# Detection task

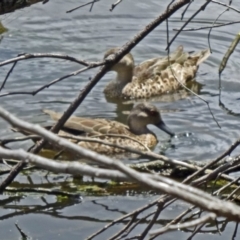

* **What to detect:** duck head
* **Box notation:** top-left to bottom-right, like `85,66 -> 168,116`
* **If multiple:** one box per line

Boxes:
104,48 -> 134,83
127,103 -> 175,137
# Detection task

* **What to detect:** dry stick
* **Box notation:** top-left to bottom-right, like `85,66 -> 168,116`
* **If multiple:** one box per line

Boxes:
15,223 -> 29,239
173,20 -> 240,31
149,206 -> 196,240
0,53 -> 95,67
226,184 -> 240,201
184,138 -> 240,184
0,62 -> 17,91
139,198 -> 177,240
187,223 -> 207,240
3,109 -> 240,232
166,0 -> 219,128
110,0 -> 123,11
167,1 -> 209,121
150,213 -> 216,236
219,32 -> 240,107
153,170 -> 240,237
211,170 -> 227,195
151,195 -> 216,238
18,131 -> 240,181
0,117 -> 231,208
109,213 -> 139,240
112,206 -> 165,240
223,162 -> 240,173
45,126 -> 233,172
1,200 -> 69,222
0,66 -> 93,98
0,147 -> 132,181
170,65 -> 220,129
177,211 -> 221,238
0,0 -> 193,192
232,223 -> 239,240
89,0 -> 98,12
0,57 -> 105,97
12,129 -> 240,183
139,202 -> 164,240
181,0 -> 193,20
124,213 -> 157,239
215,177 -> 240,196
89,142 -> 240,239
66,0 -> 100,13
166,0 -> 212,50
87,150 -> 240,240
211,0 -> 240,14
134,156 -> 240,238
166,0 -> 175,54
208,5 -> 230,53
4,107 -> 238,205
166,49 -> 220,127
192,157 -> 240,186
100,188 -> 197,239
1,118 -> 239,221
109,200 -> 170,239
86,199 -> 160,240
163,176 -> 240,239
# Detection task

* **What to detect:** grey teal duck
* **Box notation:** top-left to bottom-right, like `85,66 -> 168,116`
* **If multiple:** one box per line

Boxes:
103,45 -> 210,99
14,103 -> 174,156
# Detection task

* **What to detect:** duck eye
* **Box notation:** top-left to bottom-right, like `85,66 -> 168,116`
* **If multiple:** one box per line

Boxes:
149,110 -> 157,116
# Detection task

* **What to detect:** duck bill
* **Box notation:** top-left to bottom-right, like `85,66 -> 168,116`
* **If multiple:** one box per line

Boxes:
156,121 -> 175,137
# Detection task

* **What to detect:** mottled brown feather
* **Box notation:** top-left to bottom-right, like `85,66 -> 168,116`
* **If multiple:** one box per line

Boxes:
104,46 -> 210,99
13,103 -> 175,158
12,103 -> 175,160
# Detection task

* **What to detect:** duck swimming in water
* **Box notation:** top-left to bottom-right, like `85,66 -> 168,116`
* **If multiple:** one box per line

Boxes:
103,45 -> 210,99
14,103 -> 174,156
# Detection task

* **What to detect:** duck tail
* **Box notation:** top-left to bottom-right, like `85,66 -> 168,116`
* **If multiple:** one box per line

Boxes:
194,49 -> 211,66
42,109 -> 62,121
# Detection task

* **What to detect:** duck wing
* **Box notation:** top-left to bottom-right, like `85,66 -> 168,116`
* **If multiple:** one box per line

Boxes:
134,45 -> 210,82
42,109 -> 130,136
122,46 -> 210,98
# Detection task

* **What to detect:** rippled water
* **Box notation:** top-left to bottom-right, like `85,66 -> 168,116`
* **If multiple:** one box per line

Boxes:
0,1 -> 240,239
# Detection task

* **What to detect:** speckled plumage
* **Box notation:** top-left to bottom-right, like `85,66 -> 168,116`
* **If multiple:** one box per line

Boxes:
14,104 -> 174,157
103,46 -> 210,99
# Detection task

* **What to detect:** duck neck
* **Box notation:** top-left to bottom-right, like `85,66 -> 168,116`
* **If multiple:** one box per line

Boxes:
128,119 -> 151,135
115,67 -> 133,85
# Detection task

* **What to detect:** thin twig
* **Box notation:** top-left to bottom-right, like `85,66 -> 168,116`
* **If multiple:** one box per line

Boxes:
150,213 -> 216,236
166,0 -> 212,51
173,20 -> 240,31
110,0 -> 123,11
0,62 -> 17,91
66,0 -> 100,13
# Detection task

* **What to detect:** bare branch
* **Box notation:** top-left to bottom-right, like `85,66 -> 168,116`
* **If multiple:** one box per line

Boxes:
1,107 -> 240,222
150,213 -> 216,236
110,0 -> 123,11
66,0 -> 100,13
